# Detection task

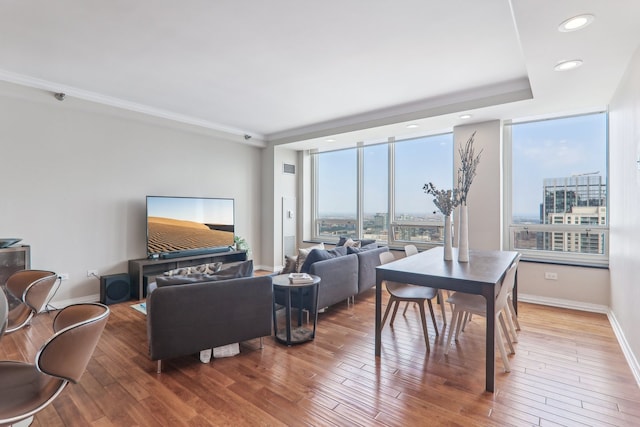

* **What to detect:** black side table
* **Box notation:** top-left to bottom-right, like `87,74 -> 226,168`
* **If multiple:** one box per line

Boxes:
272,274 -> 321,346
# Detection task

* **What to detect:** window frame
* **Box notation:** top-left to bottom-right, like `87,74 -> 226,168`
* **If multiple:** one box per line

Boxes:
503,111 -> 610,267
311,133 -> 454,250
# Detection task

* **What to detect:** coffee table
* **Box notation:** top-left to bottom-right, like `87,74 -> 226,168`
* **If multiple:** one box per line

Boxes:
272,274 -> 321,346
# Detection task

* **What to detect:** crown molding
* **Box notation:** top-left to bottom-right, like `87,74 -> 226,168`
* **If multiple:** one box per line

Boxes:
0,69 -> 266,147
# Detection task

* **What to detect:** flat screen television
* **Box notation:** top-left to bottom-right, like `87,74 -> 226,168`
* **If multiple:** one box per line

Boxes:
146,196 -> 235,258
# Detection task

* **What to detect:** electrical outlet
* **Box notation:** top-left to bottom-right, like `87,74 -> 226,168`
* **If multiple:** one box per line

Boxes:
544,272 -> 558,280
58,273 -> 69,280
87,269 -> 99,278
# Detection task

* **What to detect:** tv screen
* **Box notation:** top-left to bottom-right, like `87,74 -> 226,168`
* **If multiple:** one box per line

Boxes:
146,196 -> 235,258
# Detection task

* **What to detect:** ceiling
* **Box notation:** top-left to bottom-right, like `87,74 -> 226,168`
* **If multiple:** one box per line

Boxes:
1,0 -> 639,149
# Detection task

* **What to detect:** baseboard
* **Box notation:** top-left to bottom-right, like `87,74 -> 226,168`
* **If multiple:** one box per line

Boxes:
47,293 -> 100,310
607,310 -> 640,388
520,293 -> 639,388
518,293 -> 608,314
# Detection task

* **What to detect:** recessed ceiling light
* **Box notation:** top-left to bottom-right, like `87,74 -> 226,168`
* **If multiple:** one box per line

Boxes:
558,14 -> 595,32
459,114 -> 472,119
325,138 -> 336,142
554,59 -> 583,71
406,124 -> 419,129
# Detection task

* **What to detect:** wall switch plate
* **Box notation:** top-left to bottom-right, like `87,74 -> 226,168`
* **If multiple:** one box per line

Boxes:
544,272 -> 558,280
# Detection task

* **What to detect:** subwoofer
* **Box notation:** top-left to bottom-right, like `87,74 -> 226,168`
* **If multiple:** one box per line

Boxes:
100,273 -> 131,305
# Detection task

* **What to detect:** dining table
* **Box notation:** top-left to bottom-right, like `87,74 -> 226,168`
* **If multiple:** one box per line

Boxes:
375,246 -> 519,392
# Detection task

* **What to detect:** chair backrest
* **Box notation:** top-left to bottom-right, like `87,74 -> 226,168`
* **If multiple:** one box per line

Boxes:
36,303 -> 110,384
6,270 -> 58,313
379,251 -> 395,265
404,244 -> 418,257
0,288 -> 8,339
496,260 -> 519,312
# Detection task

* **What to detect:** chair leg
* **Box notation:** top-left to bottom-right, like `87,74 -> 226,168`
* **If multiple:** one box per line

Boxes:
498,312 -> 515,354
456,311 -> 466,338
508,295 -> 521,331
381,297 -> 395,330
157,360 -> 162,374
438,290 -> 447,325
389,300 -> 401,326
402,301 -> 410,315
503,305 -> 518,343
426,299 -> 439,336
417,301 -> 431,352
445,309 -> 460,355
496,324 -> 511,373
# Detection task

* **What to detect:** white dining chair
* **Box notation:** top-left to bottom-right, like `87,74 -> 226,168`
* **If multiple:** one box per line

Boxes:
444,259 -> 519,372
402,245 -> 448,325
379,252 -> 441,351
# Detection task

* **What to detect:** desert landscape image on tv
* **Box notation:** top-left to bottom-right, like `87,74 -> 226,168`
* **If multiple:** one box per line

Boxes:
146,197 -> 234,255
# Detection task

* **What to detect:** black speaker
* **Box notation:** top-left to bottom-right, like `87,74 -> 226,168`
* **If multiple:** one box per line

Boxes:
100,273 -> 131,305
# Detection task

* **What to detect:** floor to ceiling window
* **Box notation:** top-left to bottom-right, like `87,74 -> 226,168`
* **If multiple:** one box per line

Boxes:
505,111 -> 609,266
312,133 -> 454,247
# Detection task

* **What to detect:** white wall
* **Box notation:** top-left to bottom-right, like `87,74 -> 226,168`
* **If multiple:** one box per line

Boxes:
0,82 -> 263,305
609,46 -> 640,369
454,120 -> 502,250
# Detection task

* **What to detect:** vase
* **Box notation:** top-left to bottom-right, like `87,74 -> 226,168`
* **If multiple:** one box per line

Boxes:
458,205 -> 469,262
443,215 -> 453,261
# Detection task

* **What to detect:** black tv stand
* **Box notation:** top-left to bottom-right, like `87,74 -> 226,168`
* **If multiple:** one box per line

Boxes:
128,250 -> 247,299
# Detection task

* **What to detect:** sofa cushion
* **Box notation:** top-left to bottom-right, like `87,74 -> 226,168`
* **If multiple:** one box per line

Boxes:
300,247 -> 347,274
281,255 -> 297,274
295,243 -> 325,272
155,260 -> 253,287
337,237 -> 377,247
346,243 -> 378,254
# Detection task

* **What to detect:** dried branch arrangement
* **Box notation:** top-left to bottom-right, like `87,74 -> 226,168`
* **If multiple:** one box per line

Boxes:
423,183 -> 458,216
456,131 -> 482,206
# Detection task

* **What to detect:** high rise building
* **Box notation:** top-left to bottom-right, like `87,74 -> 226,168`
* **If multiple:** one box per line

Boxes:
541,175 -> 606,254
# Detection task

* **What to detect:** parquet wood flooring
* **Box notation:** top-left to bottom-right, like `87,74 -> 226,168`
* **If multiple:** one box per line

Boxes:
2,288 -> 639,426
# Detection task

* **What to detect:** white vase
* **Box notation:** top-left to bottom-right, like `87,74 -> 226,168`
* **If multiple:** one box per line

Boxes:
458,205 -> 469,262
443,215 -> 453,261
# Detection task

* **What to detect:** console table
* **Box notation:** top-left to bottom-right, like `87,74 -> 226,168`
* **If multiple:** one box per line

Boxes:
128,250 -> 247,299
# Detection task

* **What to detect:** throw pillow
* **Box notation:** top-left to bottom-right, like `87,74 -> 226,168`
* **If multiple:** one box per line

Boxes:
295,243 -> 325,272
343,238 -> 360,248
281,255 -> 298,274
217,259 -> 254,278
346,243 -> 378,254
163,262 -> 223,276
155,260 -> 253,287
299,246 -> 347,273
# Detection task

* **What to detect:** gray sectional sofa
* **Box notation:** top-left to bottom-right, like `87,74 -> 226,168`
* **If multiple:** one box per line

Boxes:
282,245 -> 389,313
146,261 -> 272,372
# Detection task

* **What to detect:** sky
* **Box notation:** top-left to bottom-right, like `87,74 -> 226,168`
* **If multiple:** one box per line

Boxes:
317,112 -> 607,219
318,133 -> 453,216
511,112 -> 607,217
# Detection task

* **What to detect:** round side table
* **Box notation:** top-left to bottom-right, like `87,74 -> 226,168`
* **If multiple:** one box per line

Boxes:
272,274 -> 321,346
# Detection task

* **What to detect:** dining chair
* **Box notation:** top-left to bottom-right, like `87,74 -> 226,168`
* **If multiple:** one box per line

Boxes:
444,260 -> 519,372
401,245 -> 447,325
0,303 -> 110,426
4,270 -> 58,334
379,252 -> 440,351
0,288 -> 8,341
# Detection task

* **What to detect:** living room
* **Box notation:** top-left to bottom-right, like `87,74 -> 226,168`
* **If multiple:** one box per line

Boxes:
2,1 -> 640,425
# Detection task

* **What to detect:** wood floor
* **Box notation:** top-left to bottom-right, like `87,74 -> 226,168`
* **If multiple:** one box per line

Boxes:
2,289 -> 639,426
